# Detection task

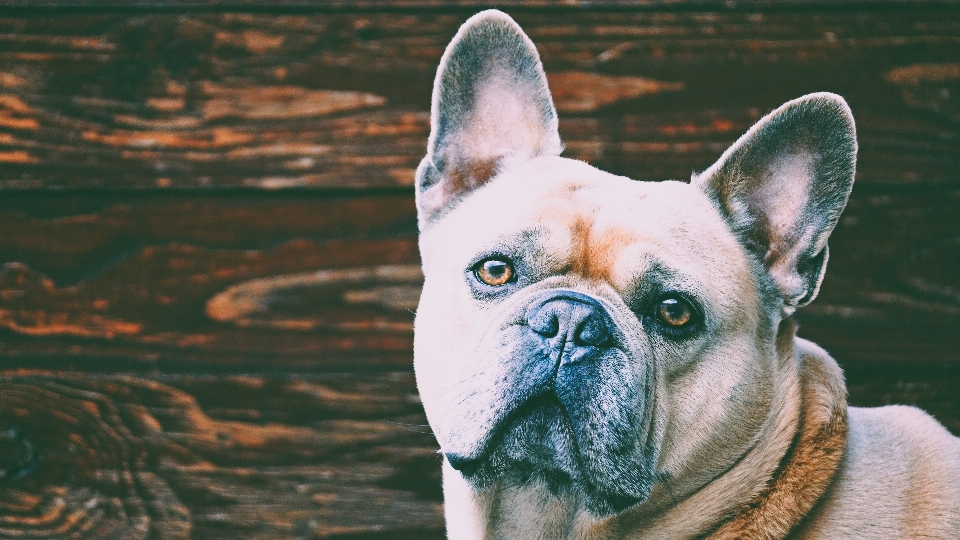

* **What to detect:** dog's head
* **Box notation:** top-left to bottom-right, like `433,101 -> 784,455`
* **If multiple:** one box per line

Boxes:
413,10 -> 856,517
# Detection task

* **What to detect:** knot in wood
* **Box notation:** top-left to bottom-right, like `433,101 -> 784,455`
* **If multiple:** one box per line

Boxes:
0,377 -> 190,540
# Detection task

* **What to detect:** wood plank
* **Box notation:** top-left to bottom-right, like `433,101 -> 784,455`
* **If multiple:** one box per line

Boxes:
796,188 -> 960,364
0,193 -> 419,370
0,5 -> 956,540
0,10 -> 957,189
0,371 -> 443,539
845,364 -> 960,436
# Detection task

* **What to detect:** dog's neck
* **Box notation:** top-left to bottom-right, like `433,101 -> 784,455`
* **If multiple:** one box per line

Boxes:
441,321 -> 849,540
699,334 -> 848,540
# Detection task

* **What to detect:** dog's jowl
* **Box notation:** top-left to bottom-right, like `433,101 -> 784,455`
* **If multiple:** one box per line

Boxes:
412,10 -> 960,539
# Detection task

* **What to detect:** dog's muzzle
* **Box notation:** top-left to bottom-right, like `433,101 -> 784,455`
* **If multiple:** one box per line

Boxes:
438,289 -> 658,516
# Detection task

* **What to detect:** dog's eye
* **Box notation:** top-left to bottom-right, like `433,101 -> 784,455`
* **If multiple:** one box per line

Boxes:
475,259 -> 515,286
655,297 -> 694,328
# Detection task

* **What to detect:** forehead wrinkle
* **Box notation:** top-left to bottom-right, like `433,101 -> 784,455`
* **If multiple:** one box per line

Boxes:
562,182 -> 741,298
560,187 -> 645,283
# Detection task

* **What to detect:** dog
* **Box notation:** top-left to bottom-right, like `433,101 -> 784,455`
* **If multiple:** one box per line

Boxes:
412,10 -> 960,539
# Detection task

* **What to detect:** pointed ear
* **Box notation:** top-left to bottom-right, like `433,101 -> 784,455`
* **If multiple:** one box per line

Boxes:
693,93 -> 857,314
415,10 -> 563,229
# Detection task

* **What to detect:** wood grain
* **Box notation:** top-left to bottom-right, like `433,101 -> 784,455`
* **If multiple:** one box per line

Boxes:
0,10 -> 958,189
0,194 -> 419,369
0,367 -> 955,540
0,372 -> 442,539
6,1 -> 960,8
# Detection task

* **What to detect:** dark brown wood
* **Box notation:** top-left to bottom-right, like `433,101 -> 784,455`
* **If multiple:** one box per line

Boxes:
0,194 -> 419,369
0,11 -> 958,189
0,371 -> 443,539
797,189 -> 960,365
0,4 -> 958,539
1,188 -> 959,371
3,1 -> 960,9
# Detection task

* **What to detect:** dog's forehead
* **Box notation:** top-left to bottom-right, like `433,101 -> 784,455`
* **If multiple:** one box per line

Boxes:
423,156 -> 748,285
446,157 -> 732,245
506,158 -> 711,224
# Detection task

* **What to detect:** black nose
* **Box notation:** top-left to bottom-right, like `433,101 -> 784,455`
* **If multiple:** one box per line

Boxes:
526,292 -> 612,359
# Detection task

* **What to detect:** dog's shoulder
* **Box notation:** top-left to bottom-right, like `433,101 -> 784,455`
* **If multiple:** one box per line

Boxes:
793,404 -> 960,538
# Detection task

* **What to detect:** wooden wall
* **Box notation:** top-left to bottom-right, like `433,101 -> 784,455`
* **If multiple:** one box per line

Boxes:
0,2 -> 958,538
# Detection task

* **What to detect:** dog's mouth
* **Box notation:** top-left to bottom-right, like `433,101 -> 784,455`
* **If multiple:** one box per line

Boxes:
445,390 -> 647,516
444,391 -> 568,480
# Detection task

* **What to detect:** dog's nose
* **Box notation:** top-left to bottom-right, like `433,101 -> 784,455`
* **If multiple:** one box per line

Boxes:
526,292 -> 612,357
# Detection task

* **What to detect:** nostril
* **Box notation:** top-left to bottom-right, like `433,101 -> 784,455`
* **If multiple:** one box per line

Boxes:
575,313 -> 611,347
527,304 -> 561,338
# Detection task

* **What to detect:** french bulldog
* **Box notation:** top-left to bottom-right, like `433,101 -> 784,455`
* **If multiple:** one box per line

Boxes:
412,10 -> 960,539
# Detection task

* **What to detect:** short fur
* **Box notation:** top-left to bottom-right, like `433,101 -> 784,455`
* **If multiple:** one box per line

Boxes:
414,10 -> 960,539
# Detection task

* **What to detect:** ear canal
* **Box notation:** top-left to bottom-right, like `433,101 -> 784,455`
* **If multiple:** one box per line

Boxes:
693,92 -> 857,314
416,10 -> 563,229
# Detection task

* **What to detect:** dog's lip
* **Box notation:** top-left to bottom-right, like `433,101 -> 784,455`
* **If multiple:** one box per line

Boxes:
441,368 -> 654,517
443,387 -> 648,517
444,452 -> 485,477
444,452 -> 481,475
443,389 -> 565,475
442,331 -> 633,475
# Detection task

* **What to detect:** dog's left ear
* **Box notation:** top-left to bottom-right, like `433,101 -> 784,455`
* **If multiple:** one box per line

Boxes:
415,10 -> 563,229
694,93 -> 857,314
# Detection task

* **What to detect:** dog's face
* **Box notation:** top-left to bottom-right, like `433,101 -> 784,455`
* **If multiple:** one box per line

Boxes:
413,11 -> 856,517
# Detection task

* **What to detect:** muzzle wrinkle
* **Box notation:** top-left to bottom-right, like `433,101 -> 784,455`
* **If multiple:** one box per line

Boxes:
438,320 -> 559,463
437,285 -> 661,516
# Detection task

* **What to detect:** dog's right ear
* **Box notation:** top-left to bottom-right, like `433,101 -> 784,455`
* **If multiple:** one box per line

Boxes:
415,10 -> 563,229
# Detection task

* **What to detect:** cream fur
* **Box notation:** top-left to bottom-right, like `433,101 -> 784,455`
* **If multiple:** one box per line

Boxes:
793,405 -> 960,538
414,10 -> 960,540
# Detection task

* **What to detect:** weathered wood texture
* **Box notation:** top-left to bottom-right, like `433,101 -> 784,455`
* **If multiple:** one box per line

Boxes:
1,10 -> 959,189
0,372 -> 443,539
0,194 -> 420,370
0,4 -> 959,539
0,367 -> 955,540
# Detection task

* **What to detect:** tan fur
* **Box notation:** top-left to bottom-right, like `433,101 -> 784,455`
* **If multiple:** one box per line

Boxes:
792,394 -> 960,538
567,216 -> 640,282
705,322 -> 848,540
606,316 -> 801,540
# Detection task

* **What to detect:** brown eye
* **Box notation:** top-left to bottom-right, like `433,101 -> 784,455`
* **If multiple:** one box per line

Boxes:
475,259 -> 515,286
656,297 -> 693,328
